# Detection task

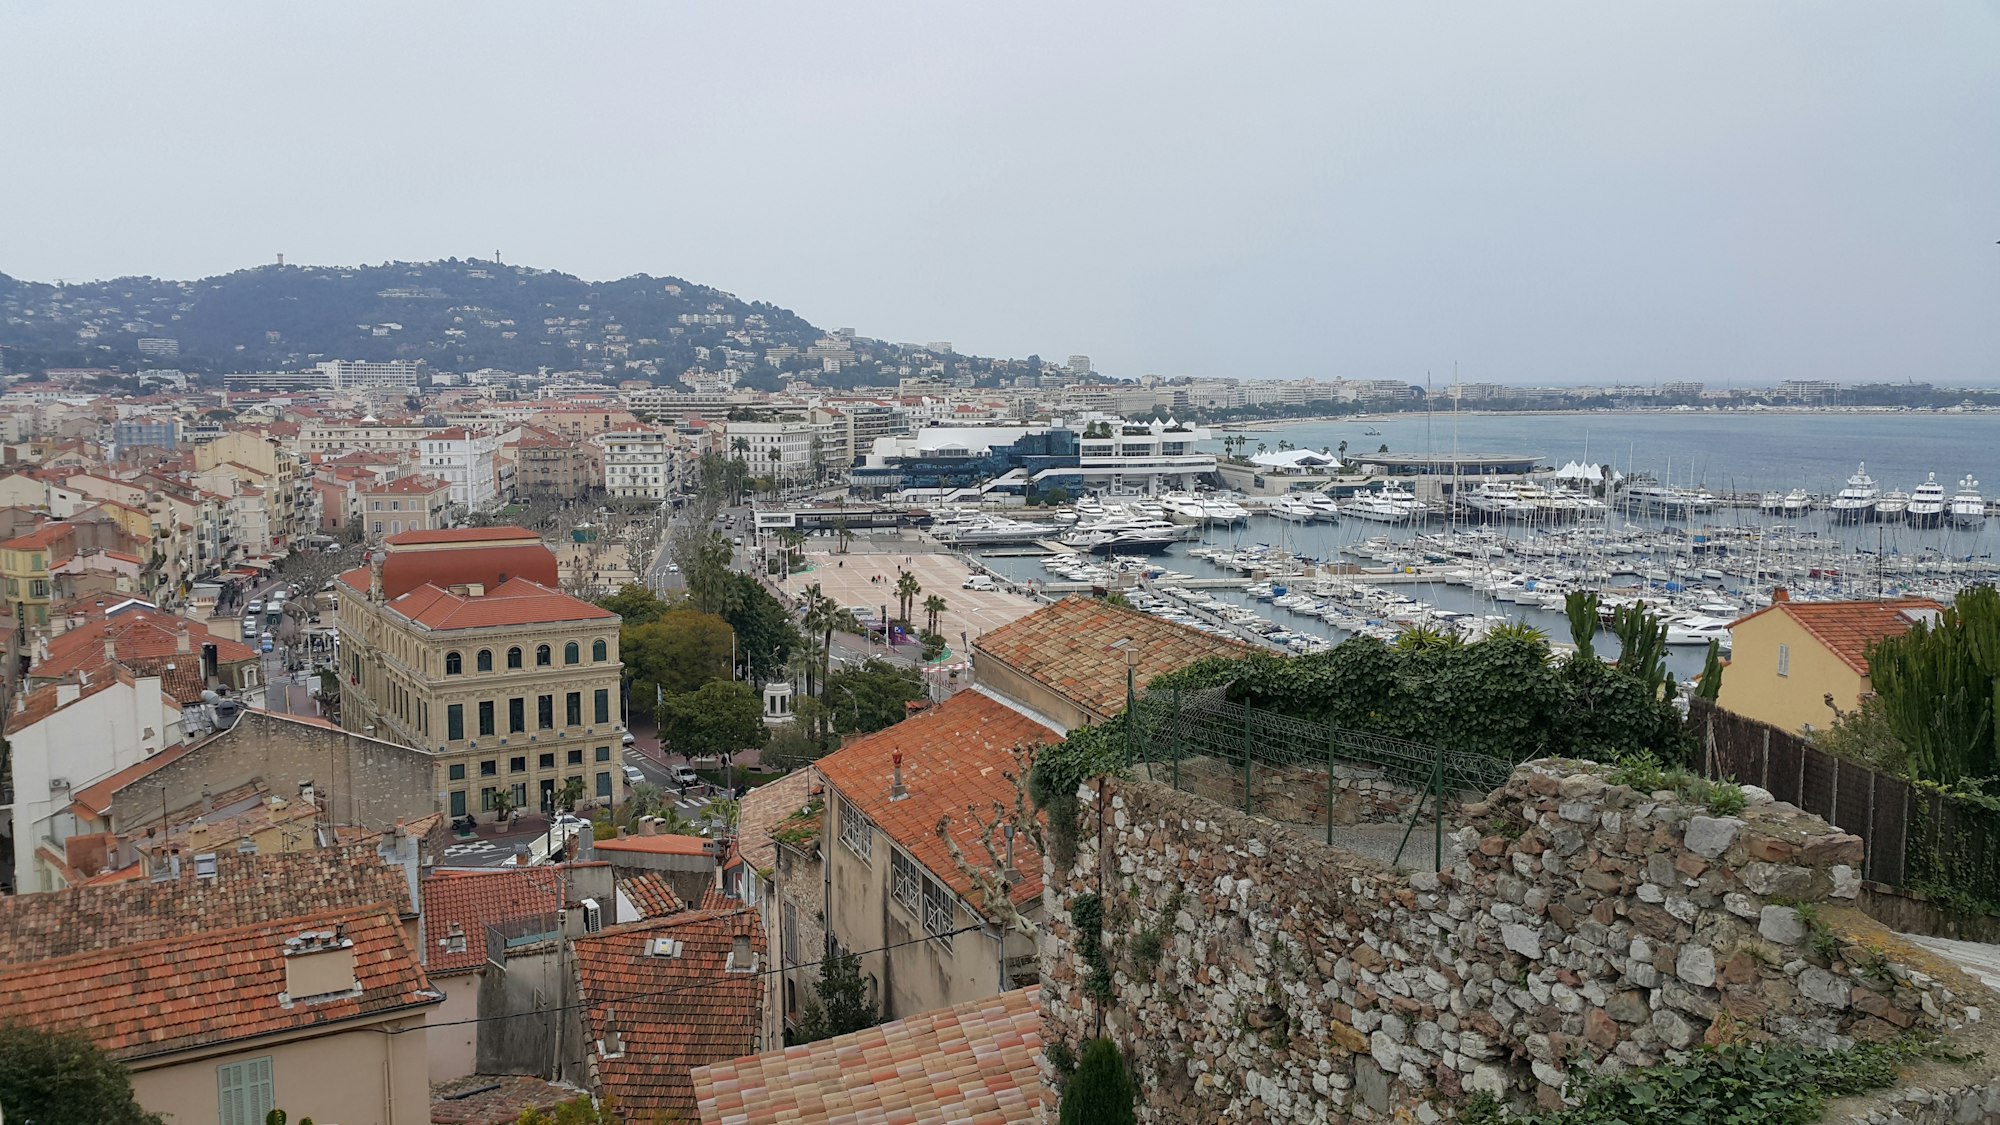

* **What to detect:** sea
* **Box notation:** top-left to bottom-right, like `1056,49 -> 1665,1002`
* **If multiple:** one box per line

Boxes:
968,411 -> 2000,679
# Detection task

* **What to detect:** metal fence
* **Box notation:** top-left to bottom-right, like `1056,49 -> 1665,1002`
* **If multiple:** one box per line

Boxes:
1124,685 -> 1514,868
1692,698 -> 2000,902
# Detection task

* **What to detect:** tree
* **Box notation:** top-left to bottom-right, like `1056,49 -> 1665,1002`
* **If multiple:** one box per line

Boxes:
1866,586 -> 2000,785
923,594 -> 946,636
792,945 -> 879,1044
515,1096 -> 617,1125
597,583 -> 673,627
660,680 -> 769,762
491,788 -> 517,825
622,609 -> 735,717
1695,639 -> 1724,702
822,660 -> 926,736
1565,590 -> 1601,661
621,783 -> 699,834
894,569 -> 921,626
798,584 -> 856,698
761,722 -> 827,772
0,1023 -> 165,1125
1058,1038 -> 1136,1125
1044,486 -> 1069,506
554,775 -> 586,813
675,530 -> 738,617
719,572 -> 800,684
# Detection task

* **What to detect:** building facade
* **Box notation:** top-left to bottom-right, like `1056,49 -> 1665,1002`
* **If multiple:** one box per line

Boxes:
336,528 -> 626,819
360,475 -> 452,539
419,428 -> 503,511
591,424 -> 678,500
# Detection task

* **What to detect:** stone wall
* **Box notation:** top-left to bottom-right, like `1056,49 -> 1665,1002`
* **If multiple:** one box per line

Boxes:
1040,761 -> 1986,1123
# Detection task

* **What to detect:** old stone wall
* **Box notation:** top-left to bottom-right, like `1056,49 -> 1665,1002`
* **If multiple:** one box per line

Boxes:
1040,761 -> 1985,1123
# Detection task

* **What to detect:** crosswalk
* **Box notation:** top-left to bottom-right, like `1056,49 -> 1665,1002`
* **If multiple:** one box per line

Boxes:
441,839 -> 512,866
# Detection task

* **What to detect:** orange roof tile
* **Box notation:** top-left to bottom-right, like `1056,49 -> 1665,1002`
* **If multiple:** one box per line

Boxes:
431,1074 -> 582,1125
364,474 -> 451,496
0,905 -> 438,1061
421,867 -> 570,975
574,908 -> 766,1116
815,691 -> 1055,913
619,872 -> 684,919
732,770 -> 813,877
387,527 -> 542,546
382,576 -> 616,631
0,845 -> 413,965
37,606 -> 257,703
973,597 -> 1253,722
693,987 -> 1045,1125
1730,597 -> 1945,675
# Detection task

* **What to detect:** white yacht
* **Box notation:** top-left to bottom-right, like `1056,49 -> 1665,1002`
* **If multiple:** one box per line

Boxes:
1758,492 -> 1787,513
1876,489 -> 1911,519
1830,463 -> 1879,523
926,510 -> 1054,545
1952,476 -> 1986,526
1296,492 -> 1342,522
1461,481 -> 1522,519
1060,512 -> 1198,553
1907,473 -> 1947,528
1201,494 -> 1251,526
1269,496 -> 1316,523
1340,482 -> 1424,524
1665,616 -> 1734,648
1781,489 -> 1812,516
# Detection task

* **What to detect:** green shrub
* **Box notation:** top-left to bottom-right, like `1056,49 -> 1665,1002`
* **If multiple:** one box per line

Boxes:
1057,1038 -> 1137,1125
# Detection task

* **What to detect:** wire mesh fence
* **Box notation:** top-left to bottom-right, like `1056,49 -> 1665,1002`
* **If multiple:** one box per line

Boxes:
1123,685 -> 1515,868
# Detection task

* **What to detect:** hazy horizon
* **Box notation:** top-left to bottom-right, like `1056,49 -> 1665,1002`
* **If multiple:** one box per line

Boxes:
3,3 -> 1996,385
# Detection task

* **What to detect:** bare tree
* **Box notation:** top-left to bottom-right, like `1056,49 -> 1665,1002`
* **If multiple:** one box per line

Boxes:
933,742 -> 1045,937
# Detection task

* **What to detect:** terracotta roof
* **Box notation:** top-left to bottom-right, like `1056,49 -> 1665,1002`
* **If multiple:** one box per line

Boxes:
382,576 -> 616,631
387,527 -> 542,546
0,522 -> 75,551
424,427 -> 473,441
619,872 -> 684,919
1730,597 -> 1945,675
693,986 -> 1045,1125
574,908 -> 766,1116
0,905 -> 438,1061
732,770 -> 813,877
972,596 -> 1253,722
365,474 -> 451,496
0,844 -> 413,964
595,832 -> 714,858
36,607 -> 257,703
814,691 -> 1054,913
431,1074 -> 587,1125
10,668 -> 126,731
421,867 -> 569,975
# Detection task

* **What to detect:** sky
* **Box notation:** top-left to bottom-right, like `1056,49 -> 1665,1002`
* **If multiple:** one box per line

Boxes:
2,3 -> 1997,386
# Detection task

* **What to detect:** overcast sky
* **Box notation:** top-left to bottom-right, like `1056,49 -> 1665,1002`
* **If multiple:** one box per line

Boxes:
3,3 -> 1996,384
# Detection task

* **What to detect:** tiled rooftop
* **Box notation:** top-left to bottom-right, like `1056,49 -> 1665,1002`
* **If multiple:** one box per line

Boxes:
972,596 -> 1253,721
815,690 -> 1054,913
431,1074 -> 588,1125
0,905 -> 437,1061
421,867 -> 570,976
731,770 -> 814,876
595,832 -> 714,857
0,844 -> 413,964
693,986 -> 1045,1125
619,872 -> 684,920
574,908 -> 767,1117
1732,597 -> 1946,675
385,576 -> 616,631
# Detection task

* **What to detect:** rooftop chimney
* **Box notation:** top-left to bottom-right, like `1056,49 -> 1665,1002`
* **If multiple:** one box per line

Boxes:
1773,586 -> 1790,603
282,928 -> 359,1003
103,636 -> 117,662
890,750 -> 907,802
175,629 -> 191,655
638,816 -> 657,837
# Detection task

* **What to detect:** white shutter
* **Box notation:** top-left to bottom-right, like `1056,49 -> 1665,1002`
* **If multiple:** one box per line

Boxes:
247,1056 -> 275,1122
217,1062 -> 243,1125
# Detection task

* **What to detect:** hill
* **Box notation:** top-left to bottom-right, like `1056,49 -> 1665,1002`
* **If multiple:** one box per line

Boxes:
0,259 -> 868,382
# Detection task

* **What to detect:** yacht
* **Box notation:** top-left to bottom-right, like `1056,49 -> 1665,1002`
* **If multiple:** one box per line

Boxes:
1461,481 -> 1522,519
1201,495 -> 1251,526
1620,484 -> 1712,516
1876,489 -> 1910,520
1665,616 -> 1735,648
1340,482 -> 1425,524
1782,489 -> 1812,516
1758,492 -> 1787,513
1270,496 -> 1316,523
1509,481 -> 1559,521
1296,492 -> 1342,522
1059,513 -> 1197,553
1952,476 -> 1986,526
926,510 -> 1054,545
1830,463 -> 1879,523
1907,473 -> 1947,528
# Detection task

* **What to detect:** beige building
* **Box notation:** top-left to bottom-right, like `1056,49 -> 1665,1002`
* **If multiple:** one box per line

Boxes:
1717,595 -> 1944,734
360,473 -> 453,539
336,527 -> 626,820
193,428 -> 308,550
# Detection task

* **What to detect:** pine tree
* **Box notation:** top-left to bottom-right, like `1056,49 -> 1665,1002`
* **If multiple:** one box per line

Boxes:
1058,1037 -> 1136,1125
794,945 -> 878,1043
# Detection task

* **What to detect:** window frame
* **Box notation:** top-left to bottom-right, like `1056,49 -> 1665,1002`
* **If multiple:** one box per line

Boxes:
922,875 -> 955,948
837,797 -> 873,859
447,704 -> 465,741
536,644 -> 551,666
478,700 -> 495,738
507,646 -> 523,670
592,638 -> 608,662
216,1055 -> 275,1125
445,651 -> 462,675
565,641 -> 581,665
890,848 -> 921,916
477,649 -> 494,673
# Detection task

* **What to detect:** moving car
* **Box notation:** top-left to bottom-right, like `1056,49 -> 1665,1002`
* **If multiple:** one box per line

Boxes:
670,765 -> 700,789
621,731 -> 636,746
622,764 -> 646,787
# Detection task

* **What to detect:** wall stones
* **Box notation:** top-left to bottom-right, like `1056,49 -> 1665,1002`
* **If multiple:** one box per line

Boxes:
1040,759 -> 1983,1123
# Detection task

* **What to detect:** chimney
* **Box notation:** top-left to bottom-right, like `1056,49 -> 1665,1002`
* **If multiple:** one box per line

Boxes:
298,780 -> 317,806
368,551 -> 385,601
282,928 -> 359,1001
601,1007 -> 625,1057
1772,586 -> 1790,603
890,750 -> 907,802
639,816 -> 657,837
189,818 -> 209,851
103,635 -> 117,662
175,629 -> 191,655
730,933 -> 752,970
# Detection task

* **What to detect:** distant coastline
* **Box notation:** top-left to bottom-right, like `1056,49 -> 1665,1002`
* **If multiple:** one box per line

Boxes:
1216,405 -> 2000,431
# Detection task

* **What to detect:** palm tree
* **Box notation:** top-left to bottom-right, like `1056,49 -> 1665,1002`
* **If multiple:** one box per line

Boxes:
833,517 -> 852,555
923,593 -> 946,635
554,775 -> 586,813
894,570 -> 921,626
1337,439 -> 1348,460
800,583 -> 854,697
768,447 -> 783,492
491,788 -> 517,826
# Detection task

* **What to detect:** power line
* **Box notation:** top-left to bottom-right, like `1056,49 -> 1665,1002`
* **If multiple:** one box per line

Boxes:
380,908 -> 994,1034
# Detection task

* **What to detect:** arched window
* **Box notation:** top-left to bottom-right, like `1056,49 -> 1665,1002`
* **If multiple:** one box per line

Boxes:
536,644 -> 551,667
507,646 -> 523,670
477,649 -> 493,673
592,639 -> 608,662
564,642 -> 580,665
445,652 -> 462,675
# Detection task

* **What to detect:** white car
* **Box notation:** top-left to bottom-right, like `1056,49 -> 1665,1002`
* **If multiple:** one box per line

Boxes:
961,575 -> 996,591
622,765 -> 646,787
670,765 -> 700,789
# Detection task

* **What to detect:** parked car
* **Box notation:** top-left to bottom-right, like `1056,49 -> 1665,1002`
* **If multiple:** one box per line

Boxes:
260,638 -> 274,653
622,765 -> 646,787
961,574 -> 996,591
621,731 -> 636,746
246,599 -> 264,614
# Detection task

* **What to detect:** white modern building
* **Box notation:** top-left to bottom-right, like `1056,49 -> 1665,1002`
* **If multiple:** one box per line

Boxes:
1072,416 -> 1215,496
592,424 -> 680,500
724,418 -> 832,483
419,427 -> 504,510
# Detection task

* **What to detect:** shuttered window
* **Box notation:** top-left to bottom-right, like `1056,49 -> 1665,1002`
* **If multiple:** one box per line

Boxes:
217,1056 -> 274,1125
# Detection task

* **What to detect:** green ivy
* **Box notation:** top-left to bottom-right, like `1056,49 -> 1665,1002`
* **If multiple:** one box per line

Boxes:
1070,893 -> 1113,1004
1459,1036 -> 1968,1125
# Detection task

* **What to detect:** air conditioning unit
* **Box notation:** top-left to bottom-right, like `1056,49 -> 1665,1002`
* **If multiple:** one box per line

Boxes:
581,897 -> 603,934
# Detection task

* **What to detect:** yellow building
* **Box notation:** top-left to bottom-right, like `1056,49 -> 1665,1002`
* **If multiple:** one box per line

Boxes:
336,528 -> 625,820
1717,595 -> 1942,734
